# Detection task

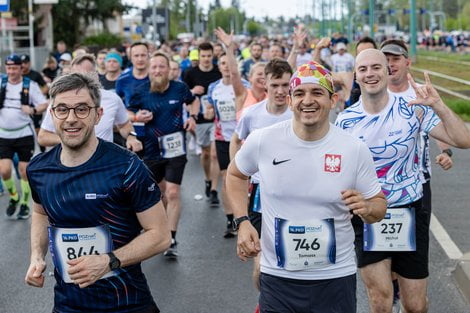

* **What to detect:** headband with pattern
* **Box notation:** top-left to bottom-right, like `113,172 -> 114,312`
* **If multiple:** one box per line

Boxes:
290,61 -> 334,94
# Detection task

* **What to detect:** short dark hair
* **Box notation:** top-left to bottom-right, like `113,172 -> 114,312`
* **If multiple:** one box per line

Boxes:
250,42 -> 262,49
71,53 -> 96,68
356,37 -> 377,50
380,39 -> 408,53
264,58 -> 292,79
130,42 -> 149,53
50,72 -> 101,108
198,42 -> 213,52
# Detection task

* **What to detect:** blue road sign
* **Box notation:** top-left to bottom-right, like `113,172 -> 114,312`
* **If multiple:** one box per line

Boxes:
0,0 -> 10,12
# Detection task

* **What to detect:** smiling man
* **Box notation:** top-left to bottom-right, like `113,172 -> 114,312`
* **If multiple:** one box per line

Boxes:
25,72 -> 171,313
336,49 -> 470,313
226,61 -> 386,313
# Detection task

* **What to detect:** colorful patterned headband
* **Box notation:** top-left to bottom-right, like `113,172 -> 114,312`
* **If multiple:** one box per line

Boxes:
290,61 -> 334,94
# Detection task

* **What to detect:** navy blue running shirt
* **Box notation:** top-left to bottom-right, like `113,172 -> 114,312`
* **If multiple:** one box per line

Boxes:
129,80 -> 195,161
27,139 -> 161,313
115,71 -> 150,107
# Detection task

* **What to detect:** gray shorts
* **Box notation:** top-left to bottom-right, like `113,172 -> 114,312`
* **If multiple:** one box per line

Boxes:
195,123 -> 214,148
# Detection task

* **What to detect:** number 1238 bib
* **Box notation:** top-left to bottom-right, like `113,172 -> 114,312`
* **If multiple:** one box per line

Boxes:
275,217 -> 336,271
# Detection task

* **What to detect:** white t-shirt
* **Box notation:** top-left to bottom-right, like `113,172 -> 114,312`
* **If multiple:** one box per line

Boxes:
235,99 -> 293,183
388,84 -> 431,182
330,53 -> 355,72
335,93 -> 440,206
0,79 -> 47,139
235,120 -> 382,280
41,89 -> 129,142
296,52 -> 313,67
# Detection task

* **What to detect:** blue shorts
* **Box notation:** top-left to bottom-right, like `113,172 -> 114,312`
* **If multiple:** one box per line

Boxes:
259,272 -> 356,313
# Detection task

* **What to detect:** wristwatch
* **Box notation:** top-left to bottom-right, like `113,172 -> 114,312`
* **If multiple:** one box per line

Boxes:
233,216 -> 250,231
442,149 -> 453,157
107,252 -> 121,271
128,131 -> 137,137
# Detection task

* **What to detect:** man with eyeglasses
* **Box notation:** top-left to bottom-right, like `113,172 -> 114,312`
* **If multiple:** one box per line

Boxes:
25,72 -> 171,313
0,54 -> 48,219
38,54 -> 142,152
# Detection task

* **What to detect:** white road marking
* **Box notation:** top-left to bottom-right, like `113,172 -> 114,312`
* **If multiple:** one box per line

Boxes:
430,213 -> 463,260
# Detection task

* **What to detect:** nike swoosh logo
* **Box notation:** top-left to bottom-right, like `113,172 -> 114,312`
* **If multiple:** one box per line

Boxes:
272,158 -> 291,165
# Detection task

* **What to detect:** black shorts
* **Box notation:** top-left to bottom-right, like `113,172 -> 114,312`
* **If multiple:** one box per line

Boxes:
0,136 -> 35,162
248,183 -> 262,237
259,272 -> 356,313
32,114 -> 43,129
353,198 -> 429,279
145,155 -> 187,185
215,140 -> 230,170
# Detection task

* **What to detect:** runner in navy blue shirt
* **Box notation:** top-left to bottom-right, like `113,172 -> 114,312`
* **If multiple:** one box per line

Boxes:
128,52 -> 199,258
116,42 -> 150,107
25,72 -> 171,313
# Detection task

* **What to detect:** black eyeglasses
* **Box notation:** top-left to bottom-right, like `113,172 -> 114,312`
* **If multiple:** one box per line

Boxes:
51,104 -> 98,120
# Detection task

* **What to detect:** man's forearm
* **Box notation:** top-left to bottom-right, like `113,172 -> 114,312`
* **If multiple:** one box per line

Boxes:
117,121 -> 134,138
30,210 -> 50,261
361,196 -> 387,224
113,228 -> 169,268
37,129 -> 61,147
433,102 -> 470,148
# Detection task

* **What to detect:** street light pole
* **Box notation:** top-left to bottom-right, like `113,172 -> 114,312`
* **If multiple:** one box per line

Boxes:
152,0 -> 157,42
369,0 -> 374,39
347,0 -> 353,43
28,0 -> 35,69
410,0 -> 417,61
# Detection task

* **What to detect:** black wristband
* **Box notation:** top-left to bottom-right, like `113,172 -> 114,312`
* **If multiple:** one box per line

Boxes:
442,149 -> 453,157
190,114 -> 197,121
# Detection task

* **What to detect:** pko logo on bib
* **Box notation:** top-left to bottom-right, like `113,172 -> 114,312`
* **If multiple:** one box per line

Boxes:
62,234 -> 79,242
289,226 -> 305,234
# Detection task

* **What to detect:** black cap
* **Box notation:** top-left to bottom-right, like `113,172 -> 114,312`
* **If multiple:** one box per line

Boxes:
20,54 -> 30,63
5,54 -> 22,65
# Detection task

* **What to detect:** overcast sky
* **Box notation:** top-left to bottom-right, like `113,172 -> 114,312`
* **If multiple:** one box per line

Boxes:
126,0 -> 311,19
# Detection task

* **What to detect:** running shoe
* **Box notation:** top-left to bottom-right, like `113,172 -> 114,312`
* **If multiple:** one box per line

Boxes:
6,198 -> 19,217
224,221 -> 237,238
164,239 -> 178,258
205,180 -> 212,198
209,190 -> 219,207
17,204 -> 31,220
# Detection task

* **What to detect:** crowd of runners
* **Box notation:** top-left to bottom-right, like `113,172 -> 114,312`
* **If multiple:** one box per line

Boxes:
1,23 -> 469,313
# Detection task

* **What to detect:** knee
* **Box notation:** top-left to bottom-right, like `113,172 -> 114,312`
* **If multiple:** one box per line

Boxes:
402,299 -> 427,313
201,149 -> 210,160
165,187 -> 180,201
366,283 -> 393,304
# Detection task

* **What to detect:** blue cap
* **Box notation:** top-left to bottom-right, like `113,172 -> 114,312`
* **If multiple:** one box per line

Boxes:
105,52 -> 123,67
5,54 -> 22,65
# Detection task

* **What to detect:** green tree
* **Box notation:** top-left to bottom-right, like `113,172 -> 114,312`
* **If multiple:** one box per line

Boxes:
51,0 -> 129,47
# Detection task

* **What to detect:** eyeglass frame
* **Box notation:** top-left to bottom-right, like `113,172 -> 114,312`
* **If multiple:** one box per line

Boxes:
51,104 -> 99,120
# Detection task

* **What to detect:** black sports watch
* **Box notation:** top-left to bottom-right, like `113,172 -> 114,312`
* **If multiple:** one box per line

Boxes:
107,252 -> 121,271
233,216 -> 250,231
128,131 -> 138,137
442,149 -> 453,157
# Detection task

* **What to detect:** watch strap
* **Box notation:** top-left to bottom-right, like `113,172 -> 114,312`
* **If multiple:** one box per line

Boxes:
233,215 -> 250,230
107,251 -> 121,270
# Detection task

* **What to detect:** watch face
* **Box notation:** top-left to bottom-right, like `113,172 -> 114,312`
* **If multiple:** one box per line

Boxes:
111,259 -> 120,270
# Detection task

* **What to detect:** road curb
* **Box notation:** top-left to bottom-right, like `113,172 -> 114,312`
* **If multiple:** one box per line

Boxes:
453,252 -> 470,304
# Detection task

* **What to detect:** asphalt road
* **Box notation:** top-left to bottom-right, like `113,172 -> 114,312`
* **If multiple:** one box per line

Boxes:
0,140 -> 469,313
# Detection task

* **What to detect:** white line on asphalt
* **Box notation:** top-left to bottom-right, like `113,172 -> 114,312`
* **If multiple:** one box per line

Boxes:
430,213 -> 463,260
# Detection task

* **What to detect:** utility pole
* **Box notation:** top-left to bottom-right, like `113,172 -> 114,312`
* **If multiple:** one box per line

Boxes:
28,0 -> 35,69
347,0 -> 353,42
152,0 -> 157,42
369,0 -> 374,39
410,0 -> 417,61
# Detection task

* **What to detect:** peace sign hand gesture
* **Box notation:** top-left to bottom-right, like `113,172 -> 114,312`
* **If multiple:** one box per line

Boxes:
214,27 -> 234,48
407,72 -> 443,109
292,25 -> 307,49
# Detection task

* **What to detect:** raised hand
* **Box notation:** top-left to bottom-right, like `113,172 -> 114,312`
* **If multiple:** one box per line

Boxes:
214,27 -> 234,48
407,72 -> 443,108
292,25 -> 307,48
